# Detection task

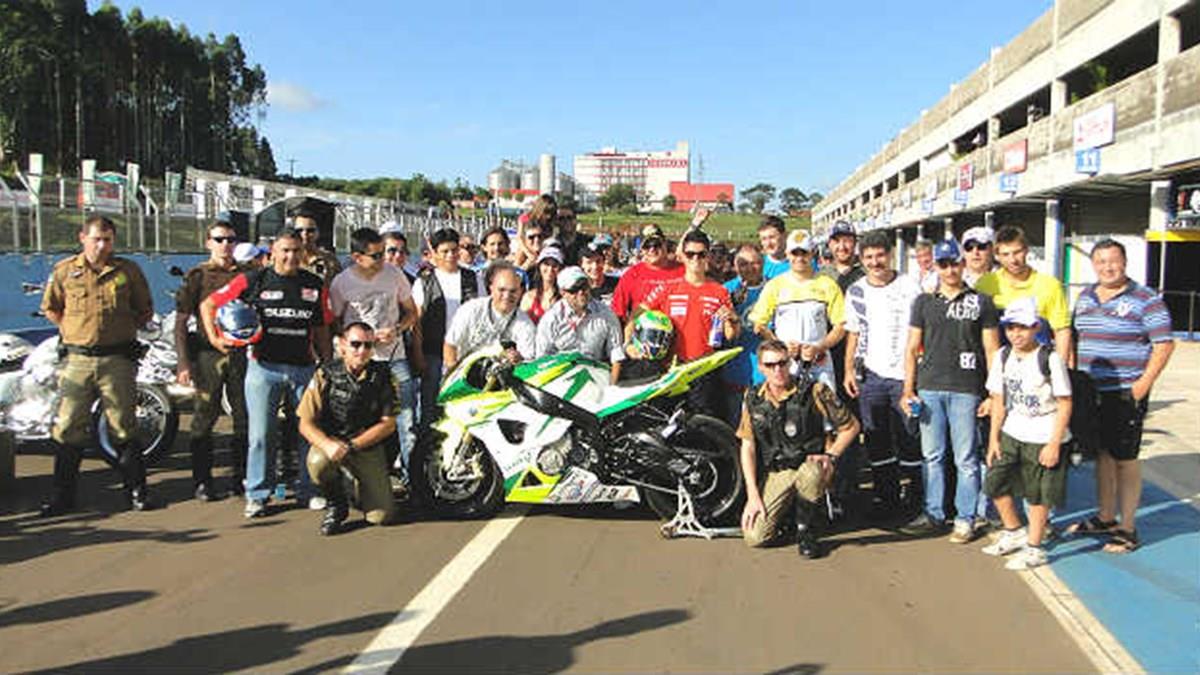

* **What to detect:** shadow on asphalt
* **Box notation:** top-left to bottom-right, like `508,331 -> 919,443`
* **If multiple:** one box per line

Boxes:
1147,397 -> 1185,413
25,611 -> 398,673
299,608 -> 695,674
0,591 -> 156,628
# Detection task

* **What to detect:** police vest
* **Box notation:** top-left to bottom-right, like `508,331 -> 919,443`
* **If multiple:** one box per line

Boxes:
746,385 -> 825,470
318,359 -> 394,441
417,267 -> 480,355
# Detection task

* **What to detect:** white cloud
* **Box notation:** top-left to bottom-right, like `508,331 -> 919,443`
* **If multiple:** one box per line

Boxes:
267,82 -> 326,112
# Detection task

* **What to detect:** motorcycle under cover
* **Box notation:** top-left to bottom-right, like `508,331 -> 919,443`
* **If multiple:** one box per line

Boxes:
318,359 -> 397,441
745,385 -> 824,470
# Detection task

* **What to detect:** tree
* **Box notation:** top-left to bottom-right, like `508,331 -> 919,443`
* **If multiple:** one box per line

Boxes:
779,187 -> 808,213
806,191 -> 825,207
662,194 -> 676,211
598,183 -> 636,212
716,191 -> 730,205
740,183 -> 776,213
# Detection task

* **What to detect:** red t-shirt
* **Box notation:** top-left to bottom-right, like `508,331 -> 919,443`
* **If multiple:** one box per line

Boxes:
610,261 -> 684,321
643,278 -> 732,362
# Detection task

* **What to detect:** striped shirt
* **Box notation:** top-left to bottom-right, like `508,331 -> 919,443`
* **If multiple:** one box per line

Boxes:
1073,281 -> 1172,391
535,298 -> 626,363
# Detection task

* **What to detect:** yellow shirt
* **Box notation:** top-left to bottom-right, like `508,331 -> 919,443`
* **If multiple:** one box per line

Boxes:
975,269 -> 1069,330
747,272 -> 845,345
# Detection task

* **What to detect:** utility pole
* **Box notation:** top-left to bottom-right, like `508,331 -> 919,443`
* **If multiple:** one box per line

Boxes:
287,158 -> 296,180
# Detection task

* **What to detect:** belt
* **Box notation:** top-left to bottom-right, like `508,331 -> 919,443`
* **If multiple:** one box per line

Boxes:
63,342 -> 135,357
768,455 -> 808,472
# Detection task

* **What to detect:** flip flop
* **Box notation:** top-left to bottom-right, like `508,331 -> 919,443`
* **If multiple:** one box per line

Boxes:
1103,529 -> 1139,554
1065,515 -> 1117,536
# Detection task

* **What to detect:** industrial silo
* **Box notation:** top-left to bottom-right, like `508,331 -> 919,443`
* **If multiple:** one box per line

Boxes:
489,163 -> 519,192
520,166 -> 540,193
539,154 -> 555,196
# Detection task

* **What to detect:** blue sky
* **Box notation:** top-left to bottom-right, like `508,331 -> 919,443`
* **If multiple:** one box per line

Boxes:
104,0 -> 1049,196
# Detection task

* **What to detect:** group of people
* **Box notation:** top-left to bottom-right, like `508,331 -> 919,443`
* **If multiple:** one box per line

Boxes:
38,202 -> 1175,562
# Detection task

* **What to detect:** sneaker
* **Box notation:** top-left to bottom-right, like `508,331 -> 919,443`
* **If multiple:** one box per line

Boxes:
948,520 -> 975,544
972,518 -> 994,537
1005,545 -> 1048,570
308,496 -> 327,510
982,528 -> 1027,556
899,513 -> 948,537
243,499 -> 267,519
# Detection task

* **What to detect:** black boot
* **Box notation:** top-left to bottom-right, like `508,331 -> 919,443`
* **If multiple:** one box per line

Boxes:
795,499 -> 822,559
319,483 -> 349,536
117,443 -> 161,511
190,437 -> 216,501
39,442 -> 82,517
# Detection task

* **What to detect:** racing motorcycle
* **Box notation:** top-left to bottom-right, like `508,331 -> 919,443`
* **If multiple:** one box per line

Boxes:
411,345 -> 745,526
0,313 -> 185,467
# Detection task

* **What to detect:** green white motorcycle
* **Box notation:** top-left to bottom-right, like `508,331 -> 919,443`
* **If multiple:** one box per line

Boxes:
410,345 -> 745,527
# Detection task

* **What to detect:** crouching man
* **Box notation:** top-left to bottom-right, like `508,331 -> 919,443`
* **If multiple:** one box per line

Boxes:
740,339 -> 860,558
297,322 -> 398,535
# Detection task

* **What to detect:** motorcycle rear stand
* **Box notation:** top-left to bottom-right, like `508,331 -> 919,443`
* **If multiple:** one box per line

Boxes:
659,481 -> 742,540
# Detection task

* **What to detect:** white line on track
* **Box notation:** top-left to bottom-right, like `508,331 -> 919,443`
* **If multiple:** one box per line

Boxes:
343,508 -> 528,674
1023,564 -> 1143,674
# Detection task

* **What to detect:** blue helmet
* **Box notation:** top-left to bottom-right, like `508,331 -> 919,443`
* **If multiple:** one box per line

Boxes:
215,299 -> 262,347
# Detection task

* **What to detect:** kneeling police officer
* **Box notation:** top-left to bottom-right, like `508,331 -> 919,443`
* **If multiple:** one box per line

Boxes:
297,322 -> 398,535
739,339 -> 860,558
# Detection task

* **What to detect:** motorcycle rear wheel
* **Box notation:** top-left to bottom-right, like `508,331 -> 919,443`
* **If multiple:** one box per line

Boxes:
641,414 -> 744,527
410,427 -> 504,519
95,383 -> 179,467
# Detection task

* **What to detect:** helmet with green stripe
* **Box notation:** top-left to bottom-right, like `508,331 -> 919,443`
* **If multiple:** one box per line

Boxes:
631,310 -> 673,361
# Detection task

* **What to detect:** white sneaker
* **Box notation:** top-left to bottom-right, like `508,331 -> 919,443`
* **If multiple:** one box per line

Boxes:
948,520 -> 975,544
982,527 -> 1027,556
308,496 -> 327,510
243,499 -> 266,519
1005,545 -> 1048,570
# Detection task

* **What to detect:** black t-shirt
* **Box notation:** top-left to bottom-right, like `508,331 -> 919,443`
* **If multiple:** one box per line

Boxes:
212,267 -> 330,366
590,274 -> 619,305
910,288 -> 999,394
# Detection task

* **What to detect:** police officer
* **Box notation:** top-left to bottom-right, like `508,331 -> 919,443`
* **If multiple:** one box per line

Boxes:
175,220 -> 248,501
293,212 -> 342,286
297,322 -> 398,535
39,216 -> 159,515
739,339 -> 860,558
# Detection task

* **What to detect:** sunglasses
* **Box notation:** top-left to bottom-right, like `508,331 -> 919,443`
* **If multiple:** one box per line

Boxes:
788,249 -> 811,257
385,247 -> 407,255
936,259 -> 960,269
564,285 -> 589,294
963,242 -> 991,252
210,236 -> 236,244
642,241 -> 663,250
360,251 -> 385,260
527,233 -> 545,241
682,250 -> 708,260
761,360 -> 789,369
347,340 -> 375,350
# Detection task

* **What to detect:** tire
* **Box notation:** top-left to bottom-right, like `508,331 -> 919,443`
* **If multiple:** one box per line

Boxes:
96,384 -> 179,468
641,414 -> 744,526
409,425 -> 504,519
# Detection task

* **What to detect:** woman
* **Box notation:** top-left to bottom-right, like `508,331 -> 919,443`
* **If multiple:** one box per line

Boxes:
514,194 -> 558,272
521,246 -> 564,324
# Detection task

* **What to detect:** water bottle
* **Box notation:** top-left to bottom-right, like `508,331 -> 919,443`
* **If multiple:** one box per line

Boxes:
273,482 -> 287,502
907,396 -> 924,419
708,314 -> 724,348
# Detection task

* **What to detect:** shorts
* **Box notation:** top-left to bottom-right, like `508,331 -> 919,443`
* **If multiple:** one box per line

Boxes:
1096,390 -> 1148,461
984,433 -> 1066,508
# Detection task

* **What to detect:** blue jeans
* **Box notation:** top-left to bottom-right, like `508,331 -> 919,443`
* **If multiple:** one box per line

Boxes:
244,359 -> 315,502
917,389 -> 981,525
419,354 -> 443,431
389,359 -> 417,474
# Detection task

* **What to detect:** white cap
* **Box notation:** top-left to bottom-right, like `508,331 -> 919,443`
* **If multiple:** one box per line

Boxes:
786,230 -> 814,253
557,266 -> 589,292
962,226 -> 994,246
379,220 -> 403,235
1000,296 -> 1041,327
233,242 -> 266,263
537,246 -> 564,265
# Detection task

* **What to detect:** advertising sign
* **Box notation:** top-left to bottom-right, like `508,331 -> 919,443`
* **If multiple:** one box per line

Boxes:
28,153 -> 43,197
958,164 -> 974,191
1073,103 -> 1116,151
921,199 -> 934,215
953,188 -> 969,206
999,173 -> 1019,194
81,159 -> 96,206
1075,148 -> 1101,175
924,180 -> 937,201
1002,140 -> 1028,173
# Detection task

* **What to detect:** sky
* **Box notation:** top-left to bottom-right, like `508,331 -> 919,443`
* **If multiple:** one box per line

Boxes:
97,0 -> 1051,196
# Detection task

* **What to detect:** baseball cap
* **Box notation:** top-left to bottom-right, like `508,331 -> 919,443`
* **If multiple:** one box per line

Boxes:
641,224 -> 665,241
786,230 -> 815,253
591,232 -> 614,248
830,221 -> 856,239
933,238 -> 963,263
378,220 -> 403,235
962,226 -> 994,246
537,246 -> 564,265
233,242 -> 267,263
581,241 -> 606,258
1000,296 -> 1041,327
557,266 -> 589,292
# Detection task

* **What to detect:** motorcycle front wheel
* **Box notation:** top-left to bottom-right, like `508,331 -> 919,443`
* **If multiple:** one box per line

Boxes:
410,427 -> 504,519
95,383 -> 179,467
640,414 -> 745,527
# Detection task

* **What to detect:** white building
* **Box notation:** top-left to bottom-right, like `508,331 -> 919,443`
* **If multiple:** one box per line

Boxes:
573,141 -> 690,210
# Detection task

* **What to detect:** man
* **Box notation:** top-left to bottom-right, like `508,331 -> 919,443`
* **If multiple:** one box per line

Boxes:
818,221 -> 865,292
720,244 -> 766,425
1068,239 -> 1174,554
581,241 -> 619,305
329,228 -> 419,482
444,262 -> 536,371
637,230 -> 739,411
961,226 -> 995,288
535,266 -> 625,381
912,240 -> 939,293
202,232 -> 333,518
233,242 -> 269,268
556,206 -> 590,265
748,230 -> 846,391
39,216 -> 158,515
842,231 -> 924,517
480,225 -> 512,265
975,225 -> 1072,361
380,226 -> 419,282
757,215 -> 790,280
293,213 -> 342,286
175,220 -> 248,501
412,228 -> 482,423
902,238 -> 1000,540
610,224 -> 684,323
298,322 -> 398,535
740,340 -> 860,558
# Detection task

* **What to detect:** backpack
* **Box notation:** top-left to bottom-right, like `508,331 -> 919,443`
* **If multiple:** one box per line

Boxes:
999,344 -> 1099,458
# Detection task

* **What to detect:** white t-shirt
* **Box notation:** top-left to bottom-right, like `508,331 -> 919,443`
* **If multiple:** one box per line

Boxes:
986,347 -> 1073,444
445,296 -> 537,361
844,273 -> 921,381
329,265 -> 412,361
411,268 -> 483,337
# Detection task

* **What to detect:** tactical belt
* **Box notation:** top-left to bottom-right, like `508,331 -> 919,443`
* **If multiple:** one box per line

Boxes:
63,342 -> 136,357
